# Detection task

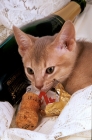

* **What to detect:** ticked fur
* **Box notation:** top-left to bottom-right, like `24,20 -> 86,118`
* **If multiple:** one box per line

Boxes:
13,21 -> 92,94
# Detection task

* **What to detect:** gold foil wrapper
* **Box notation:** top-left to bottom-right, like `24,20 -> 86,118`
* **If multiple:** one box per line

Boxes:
42,83 -> 71,116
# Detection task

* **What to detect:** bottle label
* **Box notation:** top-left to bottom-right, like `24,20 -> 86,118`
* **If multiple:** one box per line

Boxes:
49,15 -> 65,34
1,67 -> 29,106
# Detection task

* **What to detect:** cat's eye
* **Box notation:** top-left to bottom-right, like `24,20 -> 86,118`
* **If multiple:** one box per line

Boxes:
27,67 -> 34,75
46,66 -> 55,74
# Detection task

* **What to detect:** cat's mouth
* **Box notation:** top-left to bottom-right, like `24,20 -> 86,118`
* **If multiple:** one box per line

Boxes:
33,72 -> 69,92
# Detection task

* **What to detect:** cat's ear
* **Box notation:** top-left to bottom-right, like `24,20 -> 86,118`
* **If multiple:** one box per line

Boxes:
55,20 -> 76,51
13,26 -> 33,57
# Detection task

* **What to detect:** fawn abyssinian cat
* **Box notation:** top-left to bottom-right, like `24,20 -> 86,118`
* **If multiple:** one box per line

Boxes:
13,21 -> 92,95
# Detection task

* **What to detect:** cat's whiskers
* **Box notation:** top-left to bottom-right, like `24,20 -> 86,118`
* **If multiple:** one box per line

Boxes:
51,74 -> 70,89
42,80 -> 54,92
41,73 -> 69,92
56,73 -> 69,82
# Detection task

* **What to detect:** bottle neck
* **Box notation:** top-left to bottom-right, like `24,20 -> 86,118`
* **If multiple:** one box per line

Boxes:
54,1 -> 81,22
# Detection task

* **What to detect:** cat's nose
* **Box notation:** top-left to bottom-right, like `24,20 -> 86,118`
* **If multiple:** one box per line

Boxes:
35,85 -> 43,90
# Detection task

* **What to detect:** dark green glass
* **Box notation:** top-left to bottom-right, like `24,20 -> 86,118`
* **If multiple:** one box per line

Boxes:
0,0 -> 86,106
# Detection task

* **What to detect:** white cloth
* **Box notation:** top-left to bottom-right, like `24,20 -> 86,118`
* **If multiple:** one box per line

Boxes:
0,0 -> 70,29
74,4 -> 92,42
0,0 -> 70,44
0,85 -> 92,140
0,102 -> 14,138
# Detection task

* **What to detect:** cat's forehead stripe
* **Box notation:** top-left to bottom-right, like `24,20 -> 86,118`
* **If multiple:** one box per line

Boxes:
31,36 -> 55,63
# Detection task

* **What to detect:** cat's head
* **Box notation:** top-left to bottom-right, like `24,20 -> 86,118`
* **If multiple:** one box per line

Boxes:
13,20 -> 77,92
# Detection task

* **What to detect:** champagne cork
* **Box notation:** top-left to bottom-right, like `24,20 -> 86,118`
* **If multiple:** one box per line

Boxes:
15,92 -> 41,130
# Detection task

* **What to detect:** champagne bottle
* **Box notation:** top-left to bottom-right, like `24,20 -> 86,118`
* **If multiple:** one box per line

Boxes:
0,0 -> 86,106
